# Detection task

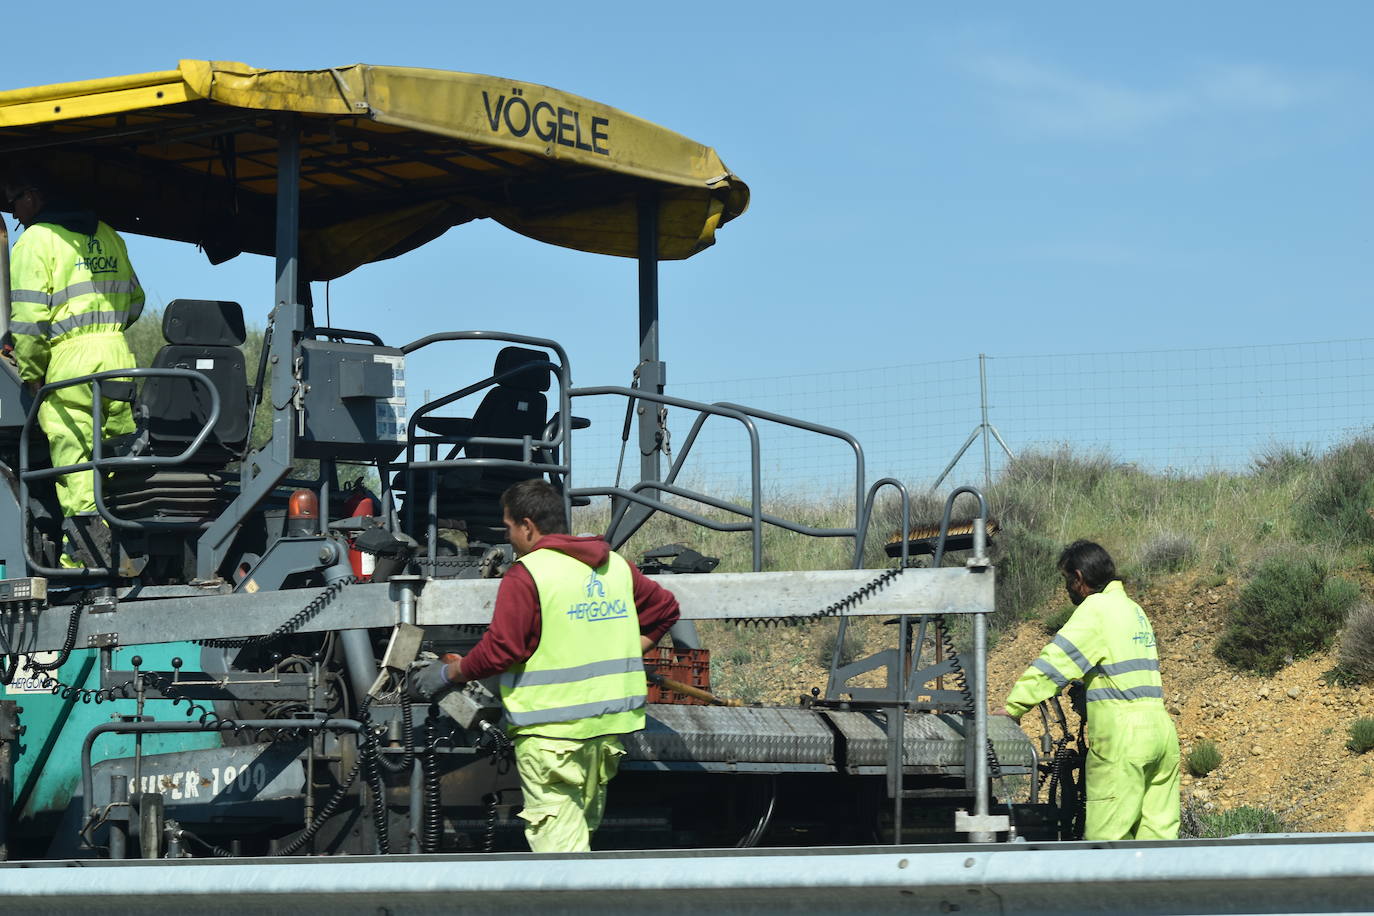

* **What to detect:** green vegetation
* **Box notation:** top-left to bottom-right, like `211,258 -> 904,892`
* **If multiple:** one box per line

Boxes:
817,627 -> 867,668
1186,740 -> 1222,777
1337,603 -> 1374,685
1182,804 -> 1290,838
1137,531 -> 1199,579
1347,718 -> 1374,755
1296,438 -> 1374,546
569,436 -> 1374,703
1215,553 -> 1359,675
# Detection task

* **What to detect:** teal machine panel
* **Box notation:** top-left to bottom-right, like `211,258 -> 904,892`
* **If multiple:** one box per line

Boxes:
1,642 -> 222,824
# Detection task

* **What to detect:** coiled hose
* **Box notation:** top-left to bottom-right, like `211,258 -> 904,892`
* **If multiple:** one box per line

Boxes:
376,701 -> 415,774
421,714 -> 442,854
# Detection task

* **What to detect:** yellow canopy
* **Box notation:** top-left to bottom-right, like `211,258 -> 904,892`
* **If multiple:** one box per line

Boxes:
0,60 -> 749,280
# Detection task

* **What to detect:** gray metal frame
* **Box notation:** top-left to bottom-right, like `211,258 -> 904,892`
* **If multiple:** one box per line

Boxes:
395,330 -> 574,559
18,367 -> 224,577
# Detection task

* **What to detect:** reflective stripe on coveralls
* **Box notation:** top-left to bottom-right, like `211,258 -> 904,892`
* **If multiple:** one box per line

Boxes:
500,548 -> 647,739
9,220 -> 140,520
1005,580 -> 1181,840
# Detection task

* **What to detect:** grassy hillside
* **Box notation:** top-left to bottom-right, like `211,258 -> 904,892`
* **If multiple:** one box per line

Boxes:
594,440 -> 1374,831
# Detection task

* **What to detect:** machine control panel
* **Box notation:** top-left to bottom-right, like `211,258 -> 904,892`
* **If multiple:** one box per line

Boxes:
0,577 -> 47,603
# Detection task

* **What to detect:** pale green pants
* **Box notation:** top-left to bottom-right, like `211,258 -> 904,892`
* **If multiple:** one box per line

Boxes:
514,734 -> 625,853
1084,704 -> 1181,840
38,334 -> 135,519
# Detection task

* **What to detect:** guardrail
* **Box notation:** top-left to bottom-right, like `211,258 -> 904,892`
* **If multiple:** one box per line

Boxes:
0,834 -> 1370,915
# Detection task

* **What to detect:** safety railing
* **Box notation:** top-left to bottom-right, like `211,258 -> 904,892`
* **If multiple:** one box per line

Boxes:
393,331 -> 573,568
19,367 -> 223,578
568,388 -> 871,572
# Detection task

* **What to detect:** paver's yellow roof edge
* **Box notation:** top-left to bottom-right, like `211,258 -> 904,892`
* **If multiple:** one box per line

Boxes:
0,69 -> 185,106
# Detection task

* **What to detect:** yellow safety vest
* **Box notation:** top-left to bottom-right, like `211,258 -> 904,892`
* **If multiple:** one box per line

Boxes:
500,548 -> 647,740
9,219 -> 143,383
1006,580 -> 1165,721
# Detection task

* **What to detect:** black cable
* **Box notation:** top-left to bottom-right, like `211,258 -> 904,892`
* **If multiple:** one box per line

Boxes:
198,576 -> 357,649
732,565 -> 907,628
179,827 -> 235,858
935,614 -> 1017,836
344,695 -> 391,855
483,791 -> 501,853
420,713 -> 442,854
274,697 -> 377,857
735,777 -> 778,848
274,756 -> 363,856
376,701 -> 415,774
25,598 -> 85,672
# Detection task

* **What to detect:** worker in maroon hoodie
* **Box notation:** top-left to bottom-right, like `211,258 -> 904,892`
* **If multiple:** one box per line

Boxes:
414,478 -> 680,852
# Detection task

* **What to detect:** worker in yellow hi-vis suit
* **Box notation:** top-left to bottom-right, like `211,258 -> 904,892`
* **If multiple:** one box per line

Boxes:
5,167 -> 141,567
1004,540 -> 1180,840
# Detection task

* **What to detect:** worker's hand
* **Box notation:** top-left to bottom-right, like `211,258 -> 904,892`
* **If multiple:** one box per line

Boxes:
996,706 -> 1020,723
409,655 -> 462,701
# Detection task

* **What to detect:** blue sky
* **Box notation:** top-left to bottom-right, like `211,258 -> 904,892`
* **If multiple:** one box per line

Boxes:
6,3 -> 1372,475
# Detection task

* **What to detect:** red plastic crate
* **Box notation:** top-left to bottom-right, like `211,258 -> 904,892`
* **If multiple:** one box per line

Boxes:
643,647 -> 711,705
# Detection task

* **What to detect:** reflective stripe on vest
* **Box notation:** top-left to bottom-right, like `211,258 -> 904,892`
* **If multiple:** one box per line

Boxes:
1086,684 -> 1165,703
500,548 -> 646,739
9,221 -> 142,344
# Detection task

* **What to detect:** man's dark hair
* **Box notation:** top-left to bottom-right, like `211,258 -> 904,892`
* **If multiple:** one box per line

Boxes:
500,479 -> 568,535
2,162 -> 52,200
1057,539 -> 1117,590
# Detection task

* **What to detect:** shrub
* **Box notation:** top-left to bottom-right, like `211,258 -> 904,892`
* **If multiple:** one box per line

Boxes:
1297,437 -> 1374,546
1215,553 -> 1359,675
817,626 -> 866,668
1138,531 -> 1199,578
1252,443 -> 1314,481
1186,740 -> 1222,777
1191,805 -> 1290,838
990,526 -> 1060,635
1178,800 -> 1206,839
995,447 -> 1123,498
1348,718 -> 1374,754
1337,602 -> 1374,685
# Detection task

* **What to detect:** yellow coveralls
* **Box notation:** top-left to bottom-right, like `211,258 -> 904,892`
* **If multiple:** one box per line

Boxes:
1006,580 -> 1181,840
9,217 -> 140,533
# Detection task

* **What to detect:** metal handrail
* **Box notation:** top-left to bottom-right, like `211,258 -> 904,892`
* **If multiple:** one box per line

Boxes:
395,331 -> 573,566
568,387 -> 765,568
19,367 -> 224,577
570,387 -> 869,571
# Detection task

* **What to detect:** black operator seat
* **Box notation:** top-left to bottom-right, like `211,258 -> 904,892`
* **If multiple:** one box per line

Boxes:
403,346 -> 554,542
104,299 -> 251,521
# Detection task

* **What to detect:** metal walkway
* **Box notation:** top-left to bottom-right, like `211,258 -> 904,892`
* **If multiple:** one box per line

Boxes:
1,834 -> 1371,915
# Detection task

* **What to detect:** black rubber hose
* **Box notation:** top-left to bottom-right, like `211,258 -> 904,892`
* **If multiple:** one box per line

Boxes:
377,702 -> 415,774
420,714 -> 441,853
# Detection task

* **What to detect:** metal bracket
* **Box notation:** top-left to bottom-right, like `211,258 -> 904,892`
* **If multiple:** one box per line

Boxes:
89,595 -> 117,615
368,622 -> 424,698
86,632 -> 119,648
955,808 -> 1010,835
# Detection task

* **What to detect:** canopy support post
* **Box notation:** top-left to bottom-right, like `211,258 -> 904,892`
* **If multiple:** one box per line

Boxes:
606,196 -> 664,547
196,116 -> 303,580
637,195 -> 664,486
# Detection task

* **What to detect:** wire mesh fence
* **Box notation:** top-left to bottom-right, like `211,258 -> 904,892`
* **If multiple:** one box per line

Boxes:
567,338 -> 1374,499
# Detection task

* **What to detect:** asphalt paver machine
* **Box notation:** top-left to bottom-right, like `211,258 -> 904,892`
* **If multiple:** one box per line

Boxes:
0,61 -> 1068,860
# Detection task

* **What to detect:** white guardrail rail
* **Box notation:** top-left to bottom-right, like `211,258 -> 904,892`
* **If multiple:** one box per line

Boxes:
1,834 -> 1372,915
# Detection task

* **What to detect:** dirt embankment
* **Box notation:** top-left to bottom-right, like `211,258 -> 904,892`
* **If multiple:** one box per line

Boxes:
986,576 -> 1374,832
